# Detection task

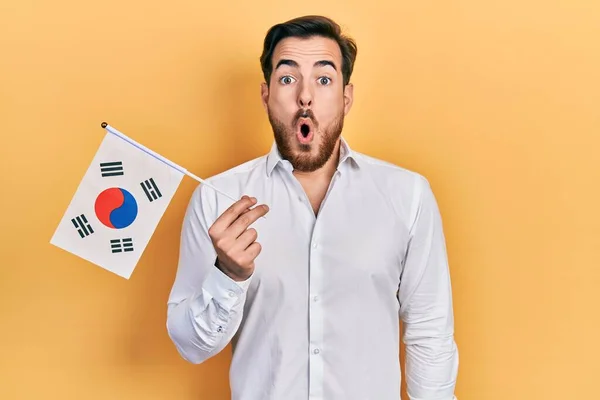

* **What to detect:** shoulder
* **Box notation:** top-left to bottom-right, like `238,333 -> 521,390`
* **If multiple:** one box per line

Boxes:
350,150 -> 438,230
204,155 -> 268,185
187,153 -> 269,215
352,150 -> 431,194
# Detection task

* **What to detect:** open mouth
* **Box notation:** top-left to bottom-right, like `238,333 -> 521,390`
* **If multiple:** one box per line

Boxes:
300,123 -> 310,138
296,121 -> 314,144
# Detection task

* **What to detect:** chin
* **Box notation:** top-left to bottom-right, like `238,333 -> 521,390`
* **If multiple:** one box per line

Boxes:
268,108 -> 344,173
290,141 -> 334,172
296,138 -> 317,153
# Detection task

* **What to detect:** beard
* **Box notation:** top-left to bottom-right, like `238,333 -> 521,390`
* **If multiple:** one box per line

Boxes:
267,107 -> 345,173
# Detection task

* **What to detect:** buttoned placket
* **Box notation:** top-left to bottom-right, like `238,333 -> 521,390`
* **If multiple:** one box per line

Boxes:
278,159 -> 344,399
305,169 -> 342,400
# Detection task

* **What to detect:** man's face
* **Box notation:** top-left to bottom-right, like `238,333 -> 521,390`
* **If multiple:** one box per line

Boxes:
261,36 -> 353,173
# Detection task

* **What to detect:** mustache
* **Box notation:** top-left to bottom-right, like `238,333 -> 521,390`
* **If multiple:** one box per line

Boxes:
293,109 -> 317,126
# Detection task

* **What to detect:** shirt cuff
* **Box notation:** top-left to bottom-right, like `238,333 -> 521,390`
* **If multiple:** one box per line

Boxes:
203,265 -> 252,310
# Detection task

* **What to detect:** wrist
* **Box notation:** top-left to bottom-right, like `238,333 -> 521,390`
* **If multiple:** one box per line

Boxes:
214,258 -> 252,282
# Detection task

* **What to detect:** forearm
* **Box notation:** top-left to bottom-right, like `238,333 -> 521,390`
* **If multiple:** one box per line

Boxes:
404,332 -> 459,400
167,266 -> 249,364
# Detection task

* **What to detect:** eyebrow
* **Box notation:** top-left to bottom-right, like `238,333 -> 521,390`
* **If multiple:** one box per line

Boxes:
275,59 -> 338,71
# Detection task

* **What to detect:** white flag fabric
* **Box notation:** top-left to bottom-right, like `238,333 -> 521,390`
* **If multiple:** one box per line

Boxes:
50,125 -> 185,279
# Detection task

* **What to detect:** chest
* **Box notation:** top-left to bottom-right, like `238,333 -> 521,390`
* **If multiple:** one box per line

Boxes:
247,178 -> 410,300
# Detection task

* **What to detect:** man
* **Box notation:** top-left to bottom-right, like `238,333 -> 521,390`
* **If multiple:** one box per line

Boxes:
166,15 -> 459,400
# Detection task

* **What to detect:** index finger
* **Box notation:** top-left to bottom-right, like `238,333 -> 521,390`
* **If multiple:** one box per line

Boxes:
211,195 -> 257,233
227,203 -> 269,238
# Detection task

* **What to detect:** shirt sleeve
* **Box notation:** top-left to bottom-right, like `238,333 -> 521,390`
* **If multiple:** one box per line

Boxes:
166,183 -> 252,364
397,176 -> 459,400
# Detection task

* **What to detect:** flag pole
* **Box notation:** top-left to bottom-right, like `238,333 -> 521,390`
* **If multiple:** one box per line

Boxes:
100,122 -> 239,203
184,171 -> 239,203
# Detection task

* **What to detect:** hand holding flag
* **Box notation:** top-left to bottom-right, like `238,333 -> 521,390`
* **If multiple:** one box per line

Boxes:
50,123 -> 255,279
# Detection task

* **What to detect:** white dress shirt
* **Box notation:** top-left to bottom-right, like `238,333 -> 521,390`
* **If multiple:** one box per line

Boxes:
166,137 -> 459,400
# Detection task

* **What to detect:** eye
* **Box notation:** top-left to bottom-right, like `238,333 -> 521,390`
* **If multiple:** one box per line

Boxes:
279,75 -> 296,85
318,77 -> 331,85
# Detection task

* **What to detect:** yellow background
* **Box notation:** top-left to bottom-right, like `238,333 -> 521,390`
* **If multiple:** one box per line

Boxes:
1,0 -> 599,399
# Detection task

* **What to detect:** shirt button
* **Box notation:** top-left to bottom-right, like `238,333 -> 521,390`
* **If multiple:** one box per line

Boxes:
313,348 -> 320,355
228,291 -> 235,297
312,242 -> 318,249
313,295 -> 319,302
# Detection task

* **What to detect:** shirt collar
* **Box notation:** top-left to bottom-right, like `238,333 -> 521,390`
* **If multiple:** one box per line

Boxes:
266,136 -> 360,177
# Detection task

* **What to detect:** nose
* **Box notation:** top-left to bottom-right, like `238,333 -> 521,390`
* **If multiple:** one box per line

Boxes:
297,82 -> 313,108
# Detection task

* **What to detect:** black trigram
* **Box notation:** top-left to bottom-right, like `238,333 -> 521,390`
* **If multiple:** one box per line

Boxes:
140,178 -> 162,202
110,238 -> 134,253
71,214 -> 94,238
100,161 -> 124,177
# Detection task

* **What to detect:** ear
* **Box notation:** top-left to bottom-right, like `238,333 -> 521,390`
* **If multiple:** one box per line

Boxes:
343,83 -> 354,115
260,82 -> 269,112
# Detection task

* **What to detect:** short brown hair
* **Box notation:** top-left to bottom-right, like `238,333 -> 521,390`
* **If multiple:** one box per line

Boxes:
259,15 -> 358,87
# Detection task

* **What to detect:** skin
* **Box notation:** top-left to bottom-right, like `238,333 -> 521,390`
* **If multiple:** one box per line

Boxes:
209,35 -> 354,282
208,195 -> 268,281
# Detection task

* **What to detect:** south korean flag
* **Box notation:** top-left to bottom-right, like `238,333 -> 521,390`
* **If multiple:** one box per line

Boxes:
50,124 -> 185,279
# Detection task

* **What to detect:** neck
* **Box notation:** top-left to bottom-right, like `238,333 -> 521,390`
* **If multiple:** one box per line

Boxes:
293,138 -> 341,182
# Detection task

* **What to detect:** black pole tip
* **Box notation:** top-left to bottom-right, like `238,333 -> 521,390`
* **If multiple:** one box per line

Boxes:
101,122 -> 108,128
